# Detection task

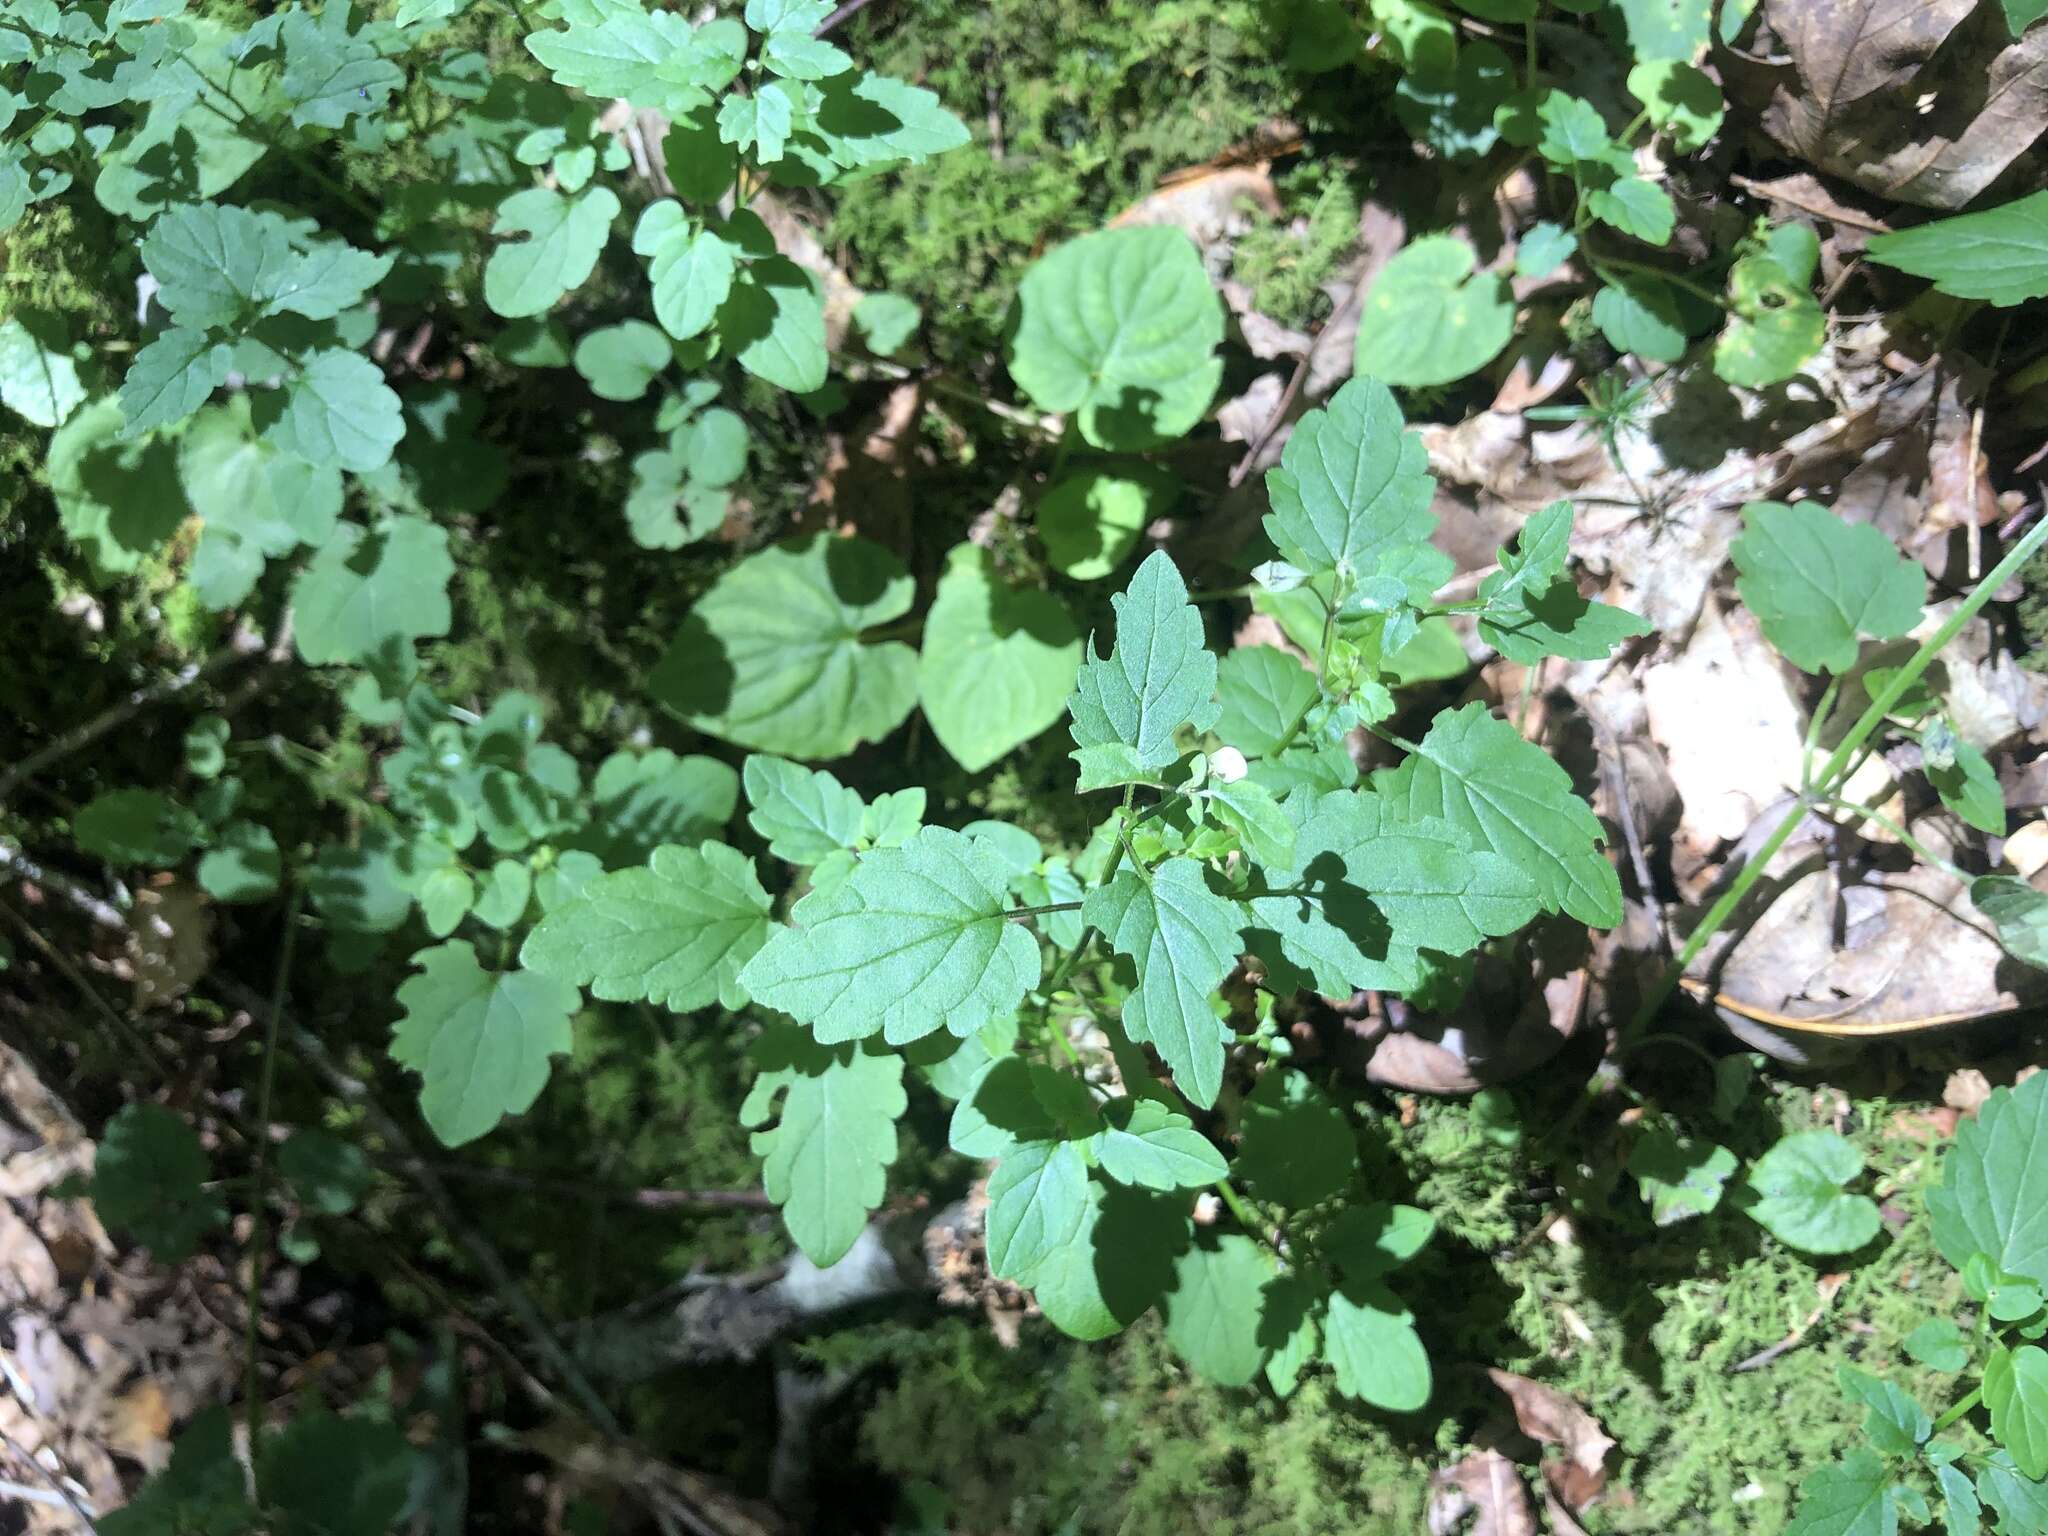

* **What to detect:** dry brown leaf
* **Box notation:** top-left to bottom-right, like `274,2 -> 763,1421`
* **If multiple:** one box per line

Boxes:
1431,1450 -> 1539,1536
1945,1069 -> 1995,1115
129,880 -> 210,1009
1485,1370 -> 1616,1486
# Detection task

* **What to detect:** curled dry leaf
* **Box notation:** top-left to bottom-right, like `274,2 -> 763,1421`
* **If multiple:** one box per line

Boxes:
1485,1368 -> 1616,1500
1430,1449 -> 1539,1536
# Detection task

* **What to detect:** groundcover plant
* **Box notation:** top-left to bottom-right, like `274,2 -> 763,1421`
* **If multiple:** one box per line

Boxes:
5,0 -> 2048,1530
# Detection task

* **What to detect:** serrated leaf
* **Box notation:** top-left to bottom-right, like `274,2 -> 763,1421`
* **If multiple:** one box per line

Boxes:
1089,1098 -> 1226,1190
810,71 -> 970,170
948,1057 -> 1097,1159
50,397 -> 189,577
1973,876 -> 2048,969
1084,861 -> 1241,1108
1234,1069 -> 1356,1207
484,185 -> 620,319
918,544 -> 1082,773
743,755 -> 867,864
985,1139 -> 1088,1284
1905,1318 -> 1970,1372
738,825 -> 1040,1046
1628,58 -> 1724,151
1259,1267 -> 1326,1396
1038,463 -> 1176,581
721,254 -> 829,393
119,326 -> 232,437
650,534 -> 917,759
260,350 -> 404,474
198,821 -> 281,903
179,396 -> 341,572
1007,225 -> 1224,451
390,941 -> 578,1147
1588,174 -> 1676,244
1730,501 -> 1925,674
1164,1235 -> 1274,1387
741,1023 -> 906,1266
1535,91 -> 1614,167
292,516 -> 454,666
1977,1451 -> 2048,1533
524,0 -> 737,113
1067,549 -> 1219,788
0,313 -> 84,426
1988,1346 -> 2048,1480
142,204 -> 391,327
718,82 -> 795,162
1927,730 -> 2005,835
1324,1201 -> 1436,1279
580,749 -> 738,867
1516,220 -> 1578,278
762,28 -> 851,80
1323,1282 -> 1431,1410
86,1103 -> 225,1261
1353,235 -> 1514,387
1032,1182 -> 1188,1341
1478,500 -> 1652,661
277,2 -> 400,128
1737,1130 -> 1881,1254
1867,191 -> 2048,307
1627,1129 -> 1736,1224
1614,0 -> 1712,61
1930,1071 -> 2048,1285
1215,645 -> 1319,758
1837,1366 -> 1931,1456
851,291 -> 919,357
519,841 -> 771,1011
1786,1450 -> 1896,1536
1592,272 -> 1688,362
1262,375 -> 1438,581
75,788 -> 200,866
1939,1462 -> 1982,1536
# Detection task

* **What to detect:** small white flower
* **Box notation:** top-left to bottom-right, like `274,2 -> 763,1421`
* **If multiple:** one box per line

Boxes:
1210,746 -> 1249,784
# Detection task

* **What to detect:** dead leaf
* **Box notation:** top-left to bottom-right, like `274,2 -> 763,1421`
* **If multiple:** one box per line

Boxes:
1485,1370 -> 1615,1490
1945,1069 -> 1994,1115
1111,165 -> 1282,253
1431,1450 -> 1539,1536
129,880 -> 210,1009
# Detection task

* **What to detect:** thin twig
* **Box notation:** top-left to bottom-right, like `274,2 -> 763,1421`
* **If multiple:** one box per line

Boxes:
0,625 -> 265,805
243,890 -> 303,1461
413,1163 -> 774,1211
816,0 -> 884,36
1227,278 -> 1367,489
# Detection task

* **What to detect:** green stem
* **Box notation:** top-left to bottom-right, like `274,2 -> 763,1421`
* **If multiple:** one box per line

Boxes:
1038,785 -> 1136,1002
1630,515 -> 2048,1037
1800,676 -> 1841,790
1214,1177 -> 1266,1241
1931,1386 -> 1983,1436
1810,791 -> 1970,885
244,886 -> 304,1471
1006,900 -> 1086,921
1594,255 -> 1727,309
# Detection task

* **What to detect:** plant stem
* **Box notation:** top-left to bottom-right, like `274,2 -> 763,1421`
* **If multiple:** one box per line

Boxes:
1594,255 -> 1727,309
1800,676 -> 1841,789
1931,1386 -> 1983,1435
1630,514 -> 2048,1037
1214,1177 -> 1266,1242
1036,786 -> 1135,1003
1005,900 -> 1085,921
243,887 -> 304,1468
1809,791 -> 1970,885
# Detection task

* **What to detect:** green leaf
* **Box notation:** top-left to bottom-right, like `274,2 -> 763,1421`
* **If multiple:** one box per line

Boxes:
579,748 -> 738,867
650,534 -> 918,759
1989,1346 -> 2048,1479
1477,501 -> 1652,661
1786,1450 -> 1897,1536
1516,220 -> 1578,278
1614,0 -> 1712,61
1737,1130 -> 1882,1254
722,254 -> 829,393
242,355 -> 393,483
741,1022 -> 906,1266
743,755 -> 868,864
738,825 -> 1040,1046
292,516 -> 455,666
1939,1462 -> 1982,1536
0,313 -> 84,426
1323,1201 -> 1436,1278
197,820 -> 282,903
1215,646 -> 1319,758
808,72 -> 971,170
1084,860 -> 1243,1108
2006,0 -> 2048,34
50,397 -> 190,577
1837,1366 -> 1931,1456
633,201 -> 735,342
278,1129 -> 373,1217
1973,876 -> 2048,969
87,1103 -> 226,1261
97,1409 -> 252,1536
484,185 -> 620,319
1628,59 -> 1724,151
1259,1266 -> 1326,1397
985,1139 -> 1089,1284
852,292 -> 920,356
1247,789 -> 1540,995
1925,726 -> 2005,835
1867,191 -> 2048,306
1534,91 -> 1614,167
1322,1282 -> 1431,1410
1930,1071 -> 2048,1284
390,940 -> 579,1147
524,0 -> 738,113
1007,225 -> 1225,450
179,397 -> 342,577
141,204 -> 391,328
1627,1129 -> 1737,1225
1234,1069 -> 1356,1207
520,841 -> 772,1012
1729,501 -> 1925,675
573,319 -> 671,401
276,2 -> 401,129
719,81 -> 796,162
1715,255 -> 1825,388
119,325 -> 232,437
257,1409 -> 413,1536
1592,273 -> 1688,363
1352,235 -> 1514,387
1067,549 -> 1220,789
917,544 -> 1082,772
1371,701 -> 1621,926
1090,1099 -> 1226,1191
949,1057 -> 1097,1159
1905,1318 -> 1970,1373
1031,1182 -> 1188,1340
1977,1452 -> 2048,1533
1038,464 -> 1176,581
1164,1235 -> 1274,1387
1588,173 -> 1676,244
75,788 -> 200,867
1262,375 -> 1438,582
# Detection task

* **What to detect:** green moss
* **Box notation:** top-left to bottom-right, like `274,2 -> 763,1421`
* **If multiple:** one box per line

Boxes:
2020,542 -> 2048,672
1232,171 -> 1361,329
